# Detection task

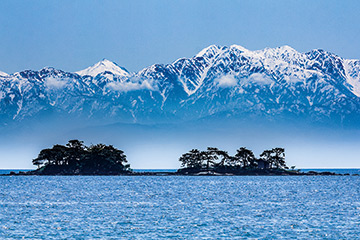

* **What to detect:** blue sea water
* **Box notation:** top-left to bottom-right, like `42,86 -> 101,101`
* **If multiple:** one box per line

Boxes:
133,169 -> 178,173
0,169 -> 179,175
1,175 -> 360,239
0,169 -> 33,175
2,168 -> 360,175
302,169 -> 360,175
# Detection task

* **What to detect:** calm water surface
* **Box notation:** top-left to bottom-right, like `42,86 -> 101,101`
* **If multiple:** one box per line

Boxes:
1,176 -> 360,239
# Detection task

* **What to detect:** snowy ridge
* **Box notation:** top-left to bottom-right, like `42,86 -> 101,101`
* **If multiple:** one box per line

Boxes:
1,45 -> 360,127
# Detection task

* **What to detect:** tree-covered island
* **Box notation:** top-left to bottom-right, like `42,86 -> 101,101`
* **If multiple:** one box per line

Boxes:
30,140 -> 132,175
176,147 -> 355,175
177,147 -> 299,175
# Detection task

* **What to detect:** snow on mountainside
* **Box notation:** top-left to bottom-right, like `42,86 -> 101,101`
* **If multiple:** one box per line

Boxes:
76,59 -> 130,77
1,45 -> 360,127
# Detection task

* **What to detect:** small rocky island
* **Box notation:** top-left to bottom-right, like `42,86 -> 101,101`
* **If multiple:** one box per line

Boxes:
4,140 -> 354,176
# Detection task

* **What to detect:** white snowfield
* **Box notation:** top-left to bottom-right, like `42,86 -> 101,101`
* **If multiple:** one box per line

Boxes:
1,45 -> 360,124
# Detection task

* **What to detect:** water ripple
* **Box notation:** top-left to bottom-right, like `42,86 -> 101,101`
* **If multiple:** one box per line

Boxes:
1,176 -> 360,239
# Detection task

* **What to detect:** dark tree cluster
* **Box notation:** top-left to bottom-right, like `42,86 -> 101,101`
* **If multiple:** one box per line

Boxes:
32,140 -> 131,175
178,147 -> 287,174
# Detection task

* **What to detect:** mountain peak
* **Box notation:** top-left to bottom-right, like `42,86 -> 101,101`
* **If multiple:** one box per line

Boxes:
75,59 -> 130,77
195,45 -> 224,58
230,44 -> 249,52
40,67 -> 57,71
258,45 -> 298,55
278,45 -> 296,51
0,70 -> 8,77
99,58 -> 115,64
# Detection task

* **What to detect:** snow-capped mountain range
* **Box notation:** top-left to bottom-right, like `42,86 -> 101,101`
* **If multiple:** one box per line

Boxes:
1,45 -> 360,127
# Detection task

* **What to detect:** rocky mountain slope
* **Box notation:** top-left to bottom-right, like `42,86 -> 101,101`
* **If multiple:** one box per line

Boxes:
1,45 -> 360,127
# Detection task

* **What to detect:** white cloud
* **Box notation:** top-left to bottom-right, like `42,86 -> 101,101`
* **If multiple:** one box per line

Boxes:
215,74 -> 238,87
247,73 -> 273,84
106,80 -> 155,92
45,77 -> 68,89
284,75 -> 302,83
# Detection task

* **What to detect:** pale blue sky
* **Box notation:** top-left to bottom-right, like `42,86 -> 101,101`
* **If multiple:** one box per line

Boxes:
0,0 -> 359,74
